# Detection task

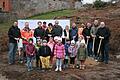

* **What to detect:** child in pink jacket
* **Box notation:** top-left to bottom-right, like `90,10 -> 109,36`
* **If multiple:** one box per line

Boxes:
54,37 -> 65,72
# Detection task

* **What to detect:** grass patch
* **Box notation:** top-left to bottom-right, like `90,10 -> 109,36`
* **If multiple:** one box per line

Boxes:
0,9 -> 75,32
0,22 -> 12,32
28,9 -> 76,19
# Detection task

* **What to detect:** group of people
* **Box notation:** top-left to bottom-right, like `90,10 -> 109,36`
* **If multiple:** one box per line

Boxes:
8,20 -> 110,72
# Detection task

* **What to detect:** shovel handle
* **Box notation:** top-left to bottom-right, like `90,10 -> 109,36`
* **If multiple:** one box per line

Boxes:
97,38 -> 103,54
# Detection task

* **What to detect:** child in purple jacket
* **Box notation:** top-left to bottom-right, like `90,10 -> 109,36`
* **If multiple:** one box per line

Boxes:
68,40 -> 77,68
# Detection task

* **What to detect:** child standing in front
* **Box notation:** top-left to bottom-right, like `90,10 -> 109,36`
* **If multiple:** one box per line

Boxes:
35,39 -> 42,68
54,37 -> 65,72
39,40 -> 51,70
26,38 -> 36,71
68,40 -> 77,68
77,41 -> 87,70
64,39 -> 70,68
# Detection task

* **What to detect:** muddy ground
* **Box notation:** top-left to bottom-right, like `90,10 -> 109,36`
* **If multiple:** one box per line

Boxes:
0,5 -> 120,80
0,52 -> 120,80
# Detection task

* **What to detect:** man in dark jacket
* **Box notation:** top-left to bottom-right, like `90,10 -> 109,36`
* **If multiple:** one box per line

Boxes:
96,22 -> 110,64
34,21 -> 45,40
53,20 -> 63,37
69,23 -> 78,42
38,40 -> 51,69
82,23 -> 93,57
8,21 -> 21,64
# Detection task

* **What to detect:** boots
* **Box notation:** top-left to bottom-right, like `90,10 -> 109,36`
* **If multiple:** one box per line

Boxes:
59,66 -> 62,71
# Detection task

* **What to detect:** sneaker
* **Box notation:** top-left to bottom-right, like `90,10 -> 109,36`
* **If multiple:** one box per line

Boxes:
95,59 -> 98,62
55,67 -> 59,71
59,67 -> 62,71
28,69 -> 31,71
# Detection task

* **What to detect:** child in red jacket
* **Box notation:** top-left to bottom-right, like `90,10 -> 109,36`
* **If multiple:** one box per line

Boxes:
26,38 -> 36,71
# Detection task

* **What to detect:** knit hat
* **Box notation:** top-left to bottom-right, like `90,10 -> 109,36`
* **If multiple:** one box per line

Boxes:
43,40 -> 47,43
71,40 -> 75,44
58,37 -> 62,42
54,36 -> 59,40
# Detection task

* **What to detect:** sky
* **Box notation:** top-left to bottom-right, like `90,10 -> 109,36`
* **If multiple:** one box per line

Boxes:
82,0 -> 111,4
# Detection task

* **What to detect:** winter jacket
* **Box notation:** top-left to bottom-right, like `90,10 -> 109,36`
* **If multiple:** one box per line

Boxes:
82,27 -> 92,43
64,43 -> 70,56
26,43 -> 36,57
34,27 -> 45,39
8,26 -> 21,43
96,26 -> 110,43
69,27 -> 78,41
90,25 -> 99,36
45,27 -> 54,37
53,25 -> 63,37
47,42 -> 55,52
78,27 -> 84,37
21,28 -> 33,44
68,45 -> 77,57
77,46 -> 87,60
54,43 -> 65,59
64,29 -> 70,39
38,45 -> 51,57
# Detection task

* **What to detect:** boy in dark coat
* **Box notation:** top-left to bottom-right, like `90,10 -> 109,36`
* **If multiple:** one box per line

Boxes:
39,40 -> 51,69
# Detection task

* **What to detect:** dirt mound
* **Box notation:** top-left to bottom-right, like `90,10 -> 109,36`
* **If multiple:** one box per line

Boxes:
57,7 -> 120,53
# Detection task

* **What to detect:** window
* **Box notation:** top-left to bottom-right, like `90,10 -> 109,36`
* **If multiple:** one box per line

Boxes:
3,2 -> 5,9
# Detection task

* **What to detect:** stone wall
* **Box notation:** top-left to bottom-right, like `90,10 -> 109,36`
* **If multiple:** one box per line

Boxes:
11,0 -> 71,18
0,12 -> 17,22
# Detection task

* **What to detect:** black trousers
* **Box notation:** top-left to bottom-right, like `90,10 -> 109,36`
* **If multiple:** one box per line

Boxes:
70,57 -> 76,64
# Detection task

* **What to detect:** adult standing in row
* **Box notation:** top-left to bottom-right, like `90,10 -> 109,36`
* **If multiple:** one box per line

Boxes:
90,20 -> 100,58
69,23 -> 78,42
8,21 -> 21,64
45,23 -> 54,42
82,23 -> 93,57
53,20 -> 63,37
21,22 -> 33,62
96,22 -> 110,64
34,21 -> 45,40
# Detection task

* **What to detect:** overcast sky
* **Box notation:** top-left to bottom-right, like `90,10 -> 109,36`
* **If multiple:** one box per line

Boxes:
82,0 -> 111,4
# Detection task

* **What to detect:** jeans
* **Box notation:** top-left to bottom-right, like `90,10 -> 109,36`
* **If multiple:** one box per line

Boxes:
27,56 -> 35,70
8,43 -> 17,64
56,58 -> 62,67
23,44 -> 27,62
